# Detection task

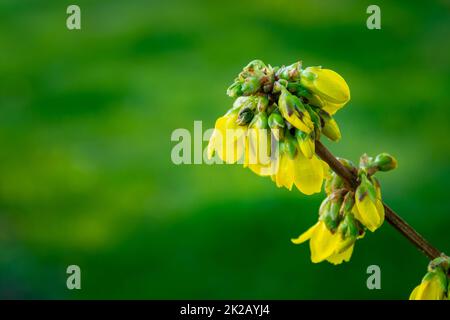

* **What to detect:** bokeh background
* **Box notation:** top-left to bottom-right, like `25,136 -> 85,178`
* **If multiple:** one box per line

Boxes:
0,0 -> 449,299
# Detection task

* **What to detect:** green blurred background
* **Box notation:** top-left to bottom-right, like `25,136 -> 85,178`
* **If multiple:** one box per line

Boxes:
0,0 -> 449,299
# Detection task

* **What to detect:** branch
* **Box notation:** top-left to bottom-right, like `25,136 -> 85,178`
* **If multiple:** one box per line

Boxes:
315,140 -> 442,260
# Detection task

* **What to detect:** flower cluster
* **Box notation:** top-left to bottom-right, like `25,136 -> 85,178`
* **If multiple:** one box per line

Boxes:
207,60 -> 350,195
292,154 -> 397,264
410,255 -> 450,300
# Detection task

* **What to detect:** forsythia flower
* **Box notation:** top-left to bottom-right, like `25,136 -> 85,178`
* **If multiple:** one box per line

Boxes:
292,191 -> 365,265
207,108 -> 246,164
292,220 -> 355,264
300,66 -> 351,115
354,174 -> 385,232
409,256 -> 449,300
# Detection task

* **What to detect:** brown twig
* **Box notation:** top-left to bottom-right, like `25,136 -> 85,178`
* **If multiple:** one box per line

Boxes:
315,140 -> 442,260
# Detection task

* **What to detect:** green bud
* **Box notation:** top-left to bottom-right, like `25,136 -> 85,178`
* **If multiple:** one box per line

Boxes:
373,153 -> 398,172
268,111 -> 285,128
340,191 -> 355,217
249,111 -> 269,130
324,172 -> 344,195
319,196 -> 331,217
232,96 -> 250,110
304,104 -> 321,138
241,76 -> 261,95
422,268 -> 447,292
323,190 -> 345,232
268,112 -> 285,140
283,131 -> 298,159
320,111 -> 341,141
356,173 -> 377,203
295,129 -> 315,159
236,107 -> 254,126
272,80 -> 288,93
257,95 -> 270,112
227,81 -> 243,98
358,153 -> 373,171
277,62 -> 302,81
244,59 -> 266,72
338,213 -> 360,240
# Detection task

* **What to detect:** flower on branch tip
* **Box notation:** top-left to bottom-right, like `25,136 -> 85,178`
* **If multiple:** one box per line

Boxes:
299,66 -> 351,115
409,255 -> 450,300
209,60 -> 351,194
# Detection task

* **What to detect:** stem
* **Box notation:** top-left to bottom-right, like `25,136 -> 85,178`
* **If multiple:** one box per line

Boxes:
315,140 -> 442,260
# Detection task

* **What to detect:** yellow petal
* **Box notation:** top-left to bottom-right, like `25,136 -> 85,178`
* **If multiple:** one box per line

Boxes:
354,197 -> 382,232
326,245 -> 354,265
275,155 -> 294,190
309,221 -> 342,263
292,153 -> 324,195
299,137 -> 315,159
291,222 -> 320,244
322,101 -> 346,115
417,279 -> 446,300
303,67 -> 350,104
284,112 -> 313,134
409,284 -> 421,300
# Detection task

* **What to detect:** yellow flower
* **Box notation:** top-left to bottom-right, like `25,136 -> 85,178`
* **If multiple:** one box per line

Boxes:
353,174 -> 384,232
244,127 -> 274,177
409,270 -> 447,300
300,66 -> 350,115
271,150 -> 328,195
291,221 -> 355,265
207,109 -> 247,164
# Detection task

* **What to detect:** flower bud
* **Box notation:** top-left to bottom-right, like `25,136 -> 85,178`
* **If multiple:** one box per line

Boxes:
236,107 -> 254,126
227,81 -> 243,98
277,61 -> 302,81
324,172 -> 344,195
320,111 -> 341,141
257,95 -> 270,113
241,76 -> 261,95
249,111 -> 269,130
232,96 -> 250,110
268,111 -> 285,140
373,153 -> 398,172
272,79 -> 288,93
295,129 -> 315,159
340,191 -> 355,217
354,173 -> 384,232
338,211 -> 361,240
244,59 -> 266,71
321,190 -> 344,232
283,131 -> 298,159
300,66 -> 350,105
278,87 -> 314,133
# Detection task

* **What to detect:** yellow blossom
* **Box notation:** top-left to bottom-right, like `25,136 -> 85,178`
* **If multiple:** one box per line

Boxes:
300,66 -> 350,115
409,270 -> 447,300
291,221 -> 355,265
